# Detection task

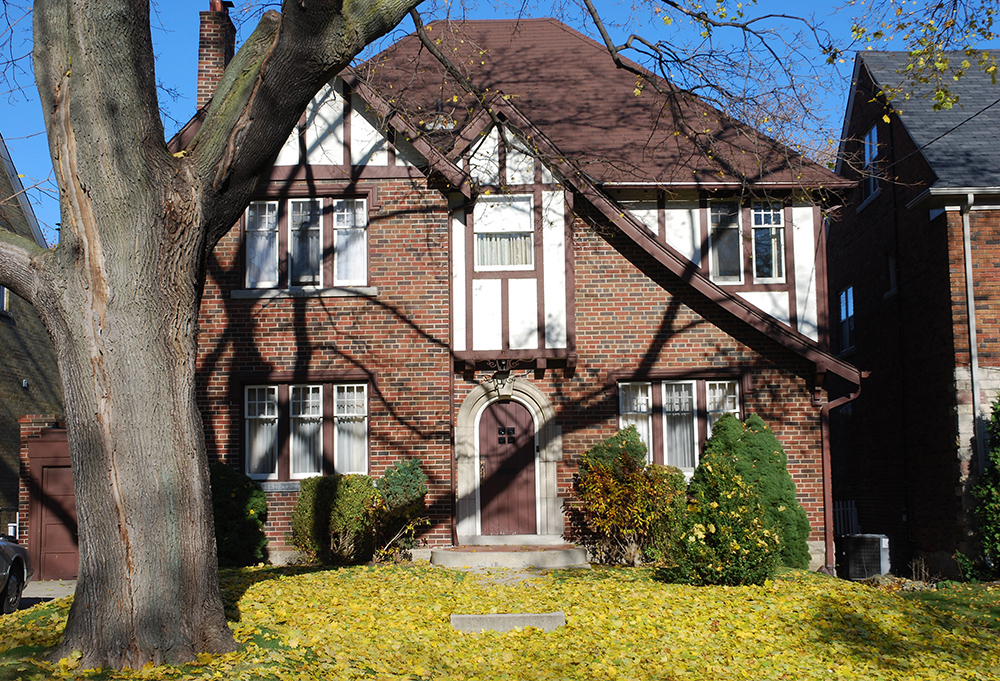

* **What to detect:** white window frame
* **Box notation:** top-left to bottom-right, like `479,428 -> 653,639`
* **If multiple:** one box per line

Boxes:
861,125 -> 879,200
473,194 -> 535,272
332,198 -> 369,286
709,202 -> 742,284
245,386 -> 279,481
751,202 -> 785,282
662,381 -> 698,474
334,383 -> 369,474
618,382 -> 653,463
289,199 -> 323,287
707,380 -> 741,429
290,385 -> 323,479
245,201 -> 280,289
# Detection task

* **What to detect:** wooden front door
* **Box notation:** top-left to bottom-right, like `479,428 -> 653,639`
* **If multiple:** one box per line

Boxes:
27,428 -> 79,580
479,400 -> 536,535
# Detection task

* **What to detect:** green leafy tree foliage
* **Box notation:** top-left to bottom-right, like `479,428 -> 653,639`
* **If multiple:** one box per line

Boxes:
967,397 -> 1000,579
701,413 -> 811,568
375,459 -> 430,562
662,455 -> 780,586
209,463 -> 268,567
576,427 -> 687,565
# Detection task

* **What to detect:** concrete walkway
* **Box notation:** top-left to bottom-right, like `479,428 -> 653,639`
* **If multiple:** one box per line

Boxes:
18,579 -> 76,610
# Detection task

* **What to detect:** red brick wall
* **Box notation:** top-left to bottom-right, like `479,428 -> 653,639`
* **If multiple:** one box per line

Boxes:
197,8 -> 236,110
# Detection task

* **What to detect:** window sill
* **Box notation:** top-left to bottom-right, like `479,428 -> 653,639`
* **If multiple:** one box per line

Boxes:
258,481 -> 302,493
855,189 -> 882,213
232,286 -> 378,300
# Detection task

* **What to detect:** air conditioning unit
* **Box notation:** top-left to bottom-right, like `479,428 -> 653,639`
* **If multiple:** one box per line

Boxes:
835,534 -> 890,580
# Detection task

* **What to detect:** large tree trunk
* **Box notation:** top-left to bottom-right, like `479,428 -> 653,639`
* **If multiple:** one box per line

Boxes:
0,0 -> 424,669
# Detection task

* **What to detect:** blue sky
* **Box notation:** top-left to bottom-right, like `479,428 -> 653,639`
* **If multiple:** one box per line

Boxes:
1,0 -> 994,245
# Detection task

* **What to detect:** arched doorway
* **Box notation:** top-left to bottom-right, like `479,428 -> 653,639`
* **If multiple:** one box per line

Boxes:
455,378 -> 564,543
479,400 -> 536,535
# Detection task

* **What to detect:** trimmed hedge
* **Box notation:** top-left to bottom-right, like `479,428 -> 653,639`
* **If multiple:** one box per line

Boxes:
209,463 -> 268,567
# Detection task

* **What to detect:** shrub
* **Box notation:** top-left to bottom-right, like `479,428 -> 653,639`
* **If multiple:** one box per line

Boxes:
701,413 -> 811,569
576,427 -> 687,565
661,455 -> 780,586
209,463 -> 268,567
329,475 -> 381,563
290,475 -> 340,564
374,459 -> 429,562
965,397 -> 1000,580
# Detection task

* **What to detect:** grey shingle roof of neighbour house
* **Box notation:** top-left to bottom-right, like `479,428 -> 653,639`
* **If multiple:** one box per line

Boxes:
357,18 -> 853,191
856,51 -> 1000,190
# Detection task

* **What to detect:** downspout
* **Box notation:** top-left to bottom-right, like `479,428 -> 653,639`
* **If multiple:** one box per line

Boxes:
962,193 -> 986,473
820,375 -> 867,574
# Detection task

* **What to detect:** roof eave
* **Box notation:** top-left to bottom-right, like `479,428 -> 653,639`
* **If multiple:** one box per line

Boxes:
907,186 -> 1000,210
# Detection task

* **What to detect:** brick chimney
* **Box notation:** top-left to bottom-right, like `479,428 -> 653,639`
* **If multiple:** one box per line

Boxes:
197,0 -> 236,110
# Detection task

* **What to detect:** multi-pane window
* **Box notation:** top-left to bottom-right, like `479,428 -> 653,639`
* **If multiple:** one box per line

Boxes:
752,202 -> 784,280
245,197 -> 368,289
334,384 -> 369,474
839,286 -> 855,352
861,125 -> 879,200
710,203 -> 741,283
617,379 -> 741,476
618,382 -> 653,462
474,195 -> 534,270
245,383 -> 368,480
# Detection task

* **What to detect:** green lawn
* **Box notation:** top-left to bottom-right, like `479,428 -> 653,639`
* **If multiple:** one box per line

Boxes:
1,565 -> 999,680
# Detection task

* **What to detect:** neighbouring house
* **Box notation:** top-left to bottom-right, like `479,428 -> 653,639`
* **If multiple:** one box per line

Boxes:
0,134 -> 63,541
181,7 -> 861,567
826,51 -> 1000,577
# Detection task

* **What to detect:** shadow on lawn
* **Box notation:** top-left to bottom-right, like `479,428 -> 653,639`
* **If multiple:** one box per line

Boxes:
219,564 -> 340,622
808,589 -> 1000,673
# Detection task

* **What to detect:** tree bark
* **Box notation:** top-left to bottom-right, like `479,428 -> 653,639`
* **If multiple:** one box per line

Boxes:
0,0 -> 421,668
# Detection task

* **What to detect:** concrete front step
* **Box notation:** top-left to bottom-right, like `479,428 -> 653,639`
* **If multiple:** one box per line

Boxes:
430,544 -> 589,569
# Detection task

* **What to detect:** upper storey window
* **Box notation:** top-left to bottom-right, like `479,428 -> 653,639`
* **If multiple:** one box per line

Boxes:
245,198 -> 369,289
751,202 -> 785,282
861,125 -> 879,201
710,202 -> 741,283
474,195 -> 534,271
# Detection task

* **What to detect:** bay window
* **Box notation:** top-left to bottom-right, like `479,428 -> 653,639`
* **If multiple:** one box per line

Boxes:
617,378 -> 741,476
245,382 -> 369,481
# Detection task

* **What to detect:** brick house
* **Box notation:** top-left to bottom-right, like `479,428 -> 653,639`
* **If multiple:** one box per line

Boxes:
188,8 -> 861,567
0,134 -> 63,539
826,51 -> 1000,576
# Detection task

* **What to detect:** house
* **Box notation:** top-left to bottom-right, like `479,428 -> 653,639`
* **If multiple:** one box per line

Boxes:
0,133 -> 63,540
189,7 -> 861,567
826,51 -> 1000,577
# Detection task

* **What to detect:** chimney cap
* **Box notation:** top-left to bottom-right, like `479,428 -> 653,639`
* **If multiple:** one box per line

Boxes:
209,0 -> 233,11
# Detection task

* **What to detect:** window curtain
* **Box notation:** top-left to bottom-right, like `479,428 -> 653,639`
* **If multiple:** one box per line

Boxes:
246,202 -> 278,287
619,383 -> 653,461
291,386 -> 322,476
335,385 -> 368,473
290,201 -> 321,285
475,233 -> 533,268
663,383 -> 696,469
245,386 -> 278,477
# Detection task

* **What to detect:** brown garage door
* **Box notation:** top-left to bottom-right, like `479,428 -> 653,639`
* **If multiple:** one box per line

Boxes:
27,428 -> 78,580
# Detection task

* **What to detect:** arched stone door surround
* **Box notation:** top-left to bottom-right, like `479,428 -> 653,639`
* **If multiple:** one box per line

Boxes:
455,378 -> 564,543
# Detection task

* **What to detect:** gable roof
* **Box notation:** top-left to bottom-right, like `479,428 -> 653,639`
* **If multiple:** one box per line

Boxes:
847,51 -> 1000,191
0,133 -> 47,248
358,18 -> 850,192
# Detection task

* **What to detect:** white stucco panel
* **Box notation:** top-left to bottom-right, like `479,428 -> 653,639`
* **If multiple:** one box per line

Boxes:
472,279 -> 503,350
504,130 -> 535,185
508,279 -> 539,350
663,202 -> 701,265
542,190 -> 568,348
452,204 -> 467,352
739,290 -> 792,328
304,81 -> 345,167
274,122 -> 301,166
350,92 -> 388,166
394,134 -> 426,167
623,201 -> 657,234
468,127 -> 500,186
792,205 -> 819,340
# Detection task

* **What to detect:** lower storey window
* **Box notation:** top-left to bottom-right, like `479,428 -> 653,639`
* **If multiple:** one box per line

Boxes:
618,378 -> 740,475
245,383 -> 368,481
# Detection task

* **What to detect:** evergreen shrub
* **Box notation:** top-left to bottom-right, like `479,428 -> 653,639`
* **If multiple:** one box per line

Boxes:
209,462 -> 268,567
375,459 -> 429,562
290,475 -> 340,564
576,426 -> 687,565
329,475 -> 381,563
965,397 -> 1000,580
701,413 -> 811,568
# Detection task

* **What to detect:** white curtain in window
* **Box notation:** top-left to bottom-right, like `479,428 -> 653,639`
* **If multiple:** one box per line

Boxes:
334,199 -> 367,285
290,200 -> 321,285
335,385 -> 368,473
619,383 -> 652,461
291,385 -> 323,476
246,202 -> 278,287
664,382 -> 696,469
245,386 -> 278,477
707,381 -> 740,429
475,233 -> 533,268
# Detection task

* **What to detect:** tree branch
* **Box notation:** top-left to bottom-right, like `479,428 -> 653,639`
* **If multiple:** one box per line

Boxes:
0,227 -> 45,304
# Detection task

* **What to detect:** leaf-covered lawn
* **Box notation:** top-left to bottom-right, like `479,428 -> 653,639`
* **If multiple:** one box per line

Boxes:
2,565 -> 999,680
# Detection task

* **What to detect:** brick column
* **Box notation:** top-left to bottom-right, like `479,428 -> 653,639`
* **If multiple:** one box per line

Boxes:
197,0 -> 236,110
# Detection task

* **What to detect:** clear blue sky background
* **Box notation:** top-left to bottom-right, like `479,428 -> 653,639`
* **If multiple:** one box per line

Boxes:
2,0 -> 995,245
